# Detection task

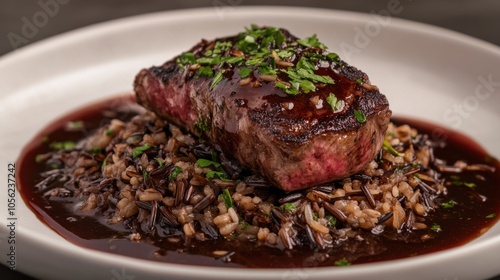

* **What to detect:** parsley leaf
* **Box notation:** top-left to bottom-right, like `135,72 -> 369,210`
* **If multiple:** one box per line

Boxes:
430,223 -> 442,232
101,157 -> 108,172
258,63 -> 277,76
334,258 -> 351,266
197,66 -> 214,77
383,139 -> 405,157
132,144 -> 151,158
169,166 -> 182,181
196,158 -> 221,168
326,93 -> 345,112
354,110 -> 367,124
49,141 -> 76,150
195,115 -> 210,133
441,199 -> 457,209
155,157 -> 165,167
486,213 -> 497,219
206,170 -> 228,179
210,70 -> 224,90
177,52 -> 196,67
224,56 -> 244,64
222,188 -> 234,209
239,67 -> 253,78
280,203 -> 296,212
297,34 -> 327,49
326,215 -> 337,227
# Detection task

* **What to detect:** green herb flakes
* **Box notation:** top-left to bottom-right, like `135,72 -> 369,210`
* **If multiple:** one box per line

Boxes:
239,67 -> 253,78
179,25 -> 342,96
334,258 -> 351,266
383,139 -> 404,157
440,199 -> 457,209
354,110 -> 366,124
326,93 -> 344,112
463,182 -> 477,189
104,129 -> 114,136
222,188 -> 234,209
66,121 -> 84,130
132,144 -> 151,158
195,116 -> 210,133
430,223 -> 442,232
210,70 -> 224,90
50,141 -> 76,151
177,52 -> 196,67
280,203 -> 296,212
297,34 -> 327,49
155,157 -> 165,167
196,158 -> 221,168
206,170 -> 228,180
169,166 -> 182,181
327,215 -> 337,228
101,157 -> 108,172
197,66 -> 214,77
486,213 -> 496,219
35,154 -> 47,163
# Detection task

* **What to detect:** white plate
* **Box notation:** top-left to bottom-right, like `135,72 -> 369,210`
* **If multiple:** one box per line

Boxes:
1,6 -> 499,280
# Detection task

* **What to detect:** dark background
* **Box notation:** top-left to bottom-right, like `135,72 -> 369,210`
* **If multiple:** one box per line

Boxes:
1,0 -> 499,279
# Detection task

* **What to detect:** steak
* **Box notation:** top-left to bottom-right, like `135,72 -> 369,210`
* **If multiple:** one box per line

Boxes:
134,26 -> 391,192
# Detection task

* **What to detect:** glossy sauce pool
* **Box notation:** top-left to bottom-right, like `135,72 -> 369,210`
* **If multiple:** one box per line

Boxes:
17,95 -> 500,268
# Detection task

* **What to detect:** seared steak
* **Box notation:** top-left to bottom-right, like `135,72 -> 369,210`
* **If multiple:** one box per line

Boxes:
134,26 -> 391,191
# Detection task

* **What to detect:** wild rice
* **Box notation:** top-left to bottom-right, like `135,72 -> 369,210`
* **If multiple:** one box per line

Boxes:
35,110 -> 494,251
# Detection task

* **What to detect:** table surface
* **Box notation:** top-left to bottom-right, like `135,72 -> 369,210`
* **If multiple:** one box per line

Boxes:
0,1 -> 499,279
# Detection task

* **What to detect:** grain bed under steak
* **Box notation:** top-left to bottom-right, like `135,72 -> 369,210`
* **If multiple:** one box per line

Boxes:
134,27 -> 391,191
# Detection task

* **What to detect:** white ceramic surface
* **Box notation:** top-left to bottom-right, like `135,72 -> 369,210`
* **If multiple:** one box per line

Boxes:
0,6 -> 499,280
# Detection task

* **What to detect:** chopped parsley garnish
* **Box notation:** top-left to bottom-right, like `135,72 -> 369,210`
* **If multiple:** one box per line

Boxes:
50,141 -> 76,150
101,157 -> 108,172
197,66 -> 214,77
280,203 -> 296,212
176,25 -> 340,96
222,188 -> 234,209
240,221 -> 249,230
194,115 -> 210,133
463,182 -> 477,189
297,34 -> 327,49
326,215 -> 337,227
486,213 -> 497,219
451,181 -> 477,189
176,52 -> 196,69
440,199 -> 457,209
169,166 -> 182,181
196,158 -> 221,168
104,129 -> 114,136
239,67 -> 253,78
206,170 -> 228,180
430,223 -> 442,232
326,92 -> 344,112
155,157 -> 165,167
132,143 -> 151,158
66,121 -> 84,130
197,158 -> 230,180
354,110 -> 366,124
210,70 -> 225,90
334,258 -> 351,266
382,139 -> 405,157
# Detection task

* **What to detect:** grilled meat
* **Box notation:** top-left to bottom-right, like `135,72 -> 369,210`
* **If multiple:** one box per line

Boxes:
134,26 -> 391,191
